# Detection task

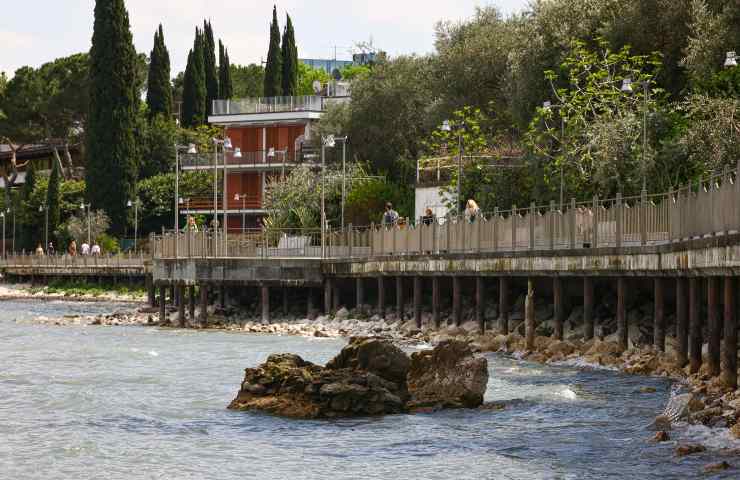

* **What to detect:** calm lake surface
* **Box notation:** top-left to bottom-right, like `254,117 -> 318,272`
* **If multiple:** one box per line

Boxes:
1,299 -> 738,479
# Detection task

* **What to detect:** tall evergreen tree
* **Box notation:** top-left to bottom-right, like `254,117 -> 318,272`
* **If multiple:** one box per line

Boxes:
263,6 -> 283,97
20,161 -> 37,250
181,28 -> 207,127
219,40 -> 233,99
46,156 -> 61,243
146,24 -> 173,120
203,20 -> 219,112
87,0 -> 139,234
281,14 -> 298,96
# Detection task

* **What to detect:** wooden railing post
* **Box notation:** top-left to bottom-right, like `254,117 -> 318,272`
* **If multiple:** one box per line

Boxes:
640,189 -> 647,245
348,224 -> 353,258
615,193 -> 622,250
529,202 -> 535,250
492,207 -> 499,252
549,200 -> 555,250
592,196 -> 598,248
512,204 -> 517,250
476,214 -> 482,252
569,198 -> 576,249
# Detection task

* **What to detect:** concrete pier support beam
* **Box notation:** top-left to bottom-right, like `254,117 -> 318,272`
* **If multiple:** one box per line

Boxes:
261,285 -> 270,325
654,278 -> 665,352
170,285 -> 176,307
432,277 -> 440,329
199,284 -> 208,328
722,277 -> 737,389
333,283 -> 341,312
188,286 -> 196,322
396,277 -> 404,320
146,275 -> 156,307
324,278 -> 333,315
476,277 -> 485,334
356,278 -> 364,313
553,277 -> 564,340
452,277 -> 462,326
584,277 -> 594,340
178,285 -> 186,328
689,278 -> 702,374
414,276 -> 422,329
307,289 -> 315,320
676,278 -> 689,367
159,285 -> 167,325
708,277 -> 721,377
282,288 -> 289,316
378,277 -> 386,319
617,277 -> 627,351
525,278 -> 535,351
219,285 -> 226,309
499,277 -> 509,335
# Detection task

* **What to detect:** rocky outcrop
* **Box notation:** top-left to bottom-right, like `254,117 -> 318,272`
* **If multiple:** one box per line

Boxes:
228,337 -> 488,418
406,340 -> 488,410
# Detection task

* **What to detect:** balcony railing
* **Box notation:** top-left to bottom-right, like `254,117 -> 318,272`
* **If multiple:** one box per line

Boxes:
212,96 -> 324,116
180,195 -> 262,211
180,150 -> 313,169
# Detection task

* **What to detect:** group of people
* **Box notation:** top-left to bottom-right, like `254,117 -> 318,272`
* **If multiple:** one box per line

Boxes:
35,240 -> 101,257
381,199 -> 482,228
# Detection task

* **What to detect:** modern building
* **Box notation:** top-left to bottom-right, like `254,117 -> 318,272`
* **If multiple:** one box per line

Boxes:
300,58 -> 353,74
181,86 -> 350,231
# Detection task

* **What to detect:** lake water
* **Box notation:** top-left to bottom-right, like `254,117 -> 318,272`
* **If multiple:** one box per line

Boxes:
1,299 -> 738,479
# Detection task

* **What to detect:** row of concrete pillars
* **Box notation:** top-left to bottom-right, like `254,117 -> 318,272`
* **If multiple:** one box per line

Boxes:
149,275 -> 739,389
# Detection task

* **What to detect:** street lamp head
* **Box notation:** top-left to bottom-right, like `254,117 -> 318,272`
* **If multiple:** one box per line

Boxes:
187,144 -> 197,154
80,203 -> 85,211
323,135 -> 336,148
127,200 -> 133,208
441,120 -> 452,132
542,100 -> 552,110
178,197 -> 185,205
39,205 -> 44,212
725,51 -> 738,68
234,147 -> 243,158
621,78 -> 633,93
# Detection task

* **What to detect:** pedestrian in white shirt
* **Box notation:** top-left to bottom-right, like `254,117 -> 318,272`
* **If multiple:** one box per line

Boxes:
91,243 -> 101,256
81,242 -> 90,256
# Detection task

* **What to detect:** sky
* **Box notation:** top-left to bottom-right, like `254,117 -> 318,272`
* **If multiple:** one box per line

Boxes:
0,0 -> 529,78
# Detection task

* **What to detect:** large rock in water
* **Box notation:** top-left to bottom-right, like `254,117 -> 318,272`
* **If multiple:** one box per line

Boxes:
228,338 -> 409,418
406,340 -> 488,410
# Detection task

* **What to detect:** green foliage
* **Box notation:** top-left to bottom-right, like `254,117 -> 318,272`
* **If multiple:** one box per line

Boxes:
281,15 -> 298,96
345,179 -> 412,226
203,20 -> 219,114
146,24 -> 173,120
231,64 -> 264,98
218,40 -> 233,99
182,28 -> 207,127
141,115 -> 176,179
64,210 -> 110,246
97,232 -> 120,253
296,63 -> 331,96
263,6 -> 283,97
41,279 -> 145,297
339,64 -> 371,80
136,171 -> 212,234
46,156 -> 61,242
87,0 -> 139,235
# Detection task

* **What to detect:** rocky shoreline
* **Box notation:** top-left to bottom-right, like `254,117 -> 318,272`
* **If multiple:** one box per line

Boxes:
0,283 -> 146,304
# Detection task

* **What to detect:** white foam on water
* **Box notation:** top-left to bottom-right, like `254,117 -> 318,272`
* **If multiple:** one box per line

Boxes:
549,357 -> 620,372
679,424 -> 740,450
557,387 -> 578,401
148,350 -> 159,357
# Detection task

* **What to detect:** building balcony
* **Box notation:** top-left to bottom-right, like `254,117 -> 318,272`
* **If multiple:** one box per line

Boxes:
180,150 -> 319,171
212,96 -> 325,116
180,195 -> 264,214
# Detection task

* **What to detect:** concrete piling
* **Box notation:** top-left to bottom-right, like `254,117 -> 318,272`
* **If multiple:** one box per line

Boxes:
583,277 -> 594,340
553,277 -> 563,340
282,288 -> 289,316
452,277 -> 462,326
324,278 -> 333,315
676,278 -> 688,367
199,284 -> 208,328
356,277 -> 364,313
261,285 -> 270,324
707,277 -> 721,377
307,289 -> 315,320
654,278 -> 665,352
146,275 -> 156,307
722,277 -> 737,389
188,286 -> 195,322
177,285 -> 185,328
617,277 -> 627,351
396,276 -> 404,320
432,277 -> 440,328
159,285 -> 167,325
378,277 -> 386,319
414,276 -> 422,329
525,278 -> 535,350
689,278 -> 702,374
476,277 -> 485,334
498,277 -> 509,335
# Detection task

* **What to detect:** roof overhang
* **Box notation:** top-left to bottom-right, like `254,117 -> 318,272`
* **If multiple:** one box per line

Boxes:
208,111 -> 323,126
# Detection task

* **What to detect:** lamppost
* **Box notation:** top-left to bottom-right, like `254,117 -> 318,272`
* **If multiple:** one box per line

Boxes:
725,51 -> 738,68
1,210 -> 5,259
213,137 -> 233,256
542,101 -> 566,210
80,202 -> 91,246
234,193 -> 247,234
127,198 -> 141,252
621,77 -> 649,192
175,143 -> 197,256
39,204 -> 49,253
333,136 -> 349,231
321,135 -> 336,258
440,119 -> 464,216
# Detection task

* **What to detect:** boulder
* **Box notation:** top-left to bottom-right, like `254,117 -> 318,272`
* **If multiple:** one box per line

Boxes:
407,340 -> 488,410
326,336 -> 410,389
675,444 -> 706,456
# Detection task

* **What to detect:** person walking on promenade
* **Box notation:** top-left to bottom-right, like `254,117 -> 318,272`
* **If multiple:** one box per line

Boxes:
48,242 -> 55,256
81,241 -> 90,256
464,199 -> 481,223
91,242 -> 101,256
184,215 -> 199,232
35,243 -> 45,256
382,202 -> 399,229
68,239 -> 77,257
422,208 -> 436,226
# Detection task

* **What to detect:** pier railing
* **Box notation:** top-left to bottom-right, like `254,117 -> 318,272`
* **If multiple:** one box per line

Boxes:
1,253 -> 147,268
152,165 -> 740,260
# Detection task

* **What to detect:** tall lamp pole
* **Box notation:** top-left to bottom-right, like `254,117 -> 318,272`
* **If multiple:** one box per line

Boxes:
127,199 -> 140,252
441,120 -> 464,216
39,204 -> 49,252
335,136 -> 349,231
620,77 -> 649,192
1,211 -> 5,259
321,135 -> 336,258
175,144 -> 197,256
79,203 -> 91,246
542,101 -> 566,210
212,137 -> 233,256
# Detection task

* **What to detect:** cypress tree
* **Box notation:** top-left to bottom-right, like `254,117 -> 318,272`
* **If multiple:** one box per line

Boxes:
46,156 -> 61,243
146,24 -> 172,120
203,20 -> 219,112
87,0 -> 139,235
20,161 -> 37,250
181,28 -> 207,127
219,40 -> 233,99
263,6 -> 282,97
281,14 -> 298,96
